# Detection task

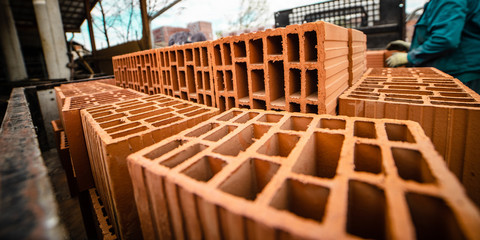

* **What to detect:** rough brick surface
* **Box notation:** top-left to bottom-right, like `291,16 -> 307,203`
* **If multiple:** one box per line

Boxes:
157,41 -> 216,107
112,49 -> 163,95
80,94 -> 219,240
348,29 -> 367,86
62,89 -> 147,191
212,21 -> 349,115
128,108 -> 480,240
89,188 -> 118,240
339,67 -> 480,206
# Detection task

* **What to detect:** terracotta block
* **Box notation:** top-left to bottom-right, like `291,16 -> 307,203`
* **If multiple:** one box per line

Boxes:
339,67 -> 480,206
59,131 -> 76,196
89,188 -> 118,240
62,89 -> 147,191
366,50 -> 386,68
80,94 -> 219,240
348,29 -> 367,86
128,108 -> 480,240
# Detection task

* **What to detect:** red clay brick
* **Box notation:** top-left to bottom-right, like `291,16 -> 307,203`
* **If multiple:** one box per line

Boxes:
59,130 -> 76,196
80,94 -> 219,240
127,108 -> 480,240
89,188 -> 118,240
348,29 -> 367,86
366,50 -> 386,68
62,89 -> 147,191
339,67 -> 480,206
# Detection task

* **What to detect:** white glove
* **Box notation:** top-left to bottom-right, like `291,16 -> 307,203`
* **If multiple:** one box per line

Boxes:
386,52 -> 409,67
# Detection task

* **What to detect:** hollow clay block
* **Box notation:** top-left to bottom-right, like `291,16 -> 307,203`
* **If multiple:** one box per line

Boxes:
348,29 -> 367,87
80,94 -> 219,240
89,188 -> 118,240
339,67 -> 480,207
62,89 -> 147,191
128,108 -> 480,240
54,80 -> 119,122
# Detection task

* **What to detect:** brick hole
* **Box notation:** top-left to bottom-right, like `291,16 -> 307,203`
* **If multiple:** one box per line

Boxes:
128,105 -> 157,115
348,94 -> 379,100
439,92 -> 469,98
257,133 -> 300,157
430,101 -> 480,108
406,192 -> 464,239
354,121 -> 376,139
177,105 -> 200,114
91,110 -> 114,119
173,103 -> 190,109
318,118 -> 346,130
292,132 -> 344,178
186,108 -> 210,117
198,94 -> 205,104
159,143 -> 208,168
181,92 -> 188,100
240,104 -> 250,109
435,84 -> 458,88
356,87 -> 375,92
203,72 -> 211,90
430,96 -> 475,103
234,112 -> 260,123
426,87 -> 464,93
233,41 -> 247,58
201,47 -> 209,66
171,66 -> 179,91
179,71 -> 186,88
351,91 -> 380,97
305,69 -> 318,100
267,35 -> 283,55
168,89 -> 173,96
144,113 -> 175,123
252,70 -> 265,94
196,71 -> 203,90
289,69 -> 301,98
354,143 -> 382,174
213,124 -> 270,156
187,66 -> 196,93
218,96 -> 226,111
185,48 -> 193,62
158,100 -> 182,107
392,148 -> 436,183
223,43 -> 232,65
100,119 -> 124,129
385,98 -> 424,104
101,207 -> 108,217
160,52 -> 166,66
304,31 -> 318,62
225,70 -> 234,91
182,156 -> 227,182
214,44 -> 222,65
151,116 -> 183,127
385,94 -> 422,100
268,61 -> 285,104
186,123 -> 220,138
280,116 -> 313,131
204,125 -> 238,142
235,63 -> 249,99
105,122 -> 141,134
385,123 -> 415,143
110,126 -> 148,139
177,50 -> 185,66
270,178 -> 329,222
287,34 -> 300,62
249,38 -> 264,64
227,97 -> 236,109
96,113 -> 125,123
219,158 -> 280,200
289,102 -> 301,112
258,113 -> 283,123
206,95 -> 213,106
217,110 -> 244,121
306,104 -> 318,114
388,85 -> 420,90
347,180 -> 386,240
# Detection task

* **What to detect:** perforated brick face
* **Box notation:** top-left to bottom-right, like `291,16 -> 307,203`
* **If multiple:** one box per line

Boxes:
127,108 -> 480,240
339,67 -> 480,207
61,89 -> 147,191
80,94 -> 219,240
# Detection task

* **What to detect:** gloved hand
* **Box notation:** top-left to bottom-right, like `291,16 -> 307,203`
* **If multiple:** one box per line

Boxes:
386,52 -> 409,67
386,40 -> 411,51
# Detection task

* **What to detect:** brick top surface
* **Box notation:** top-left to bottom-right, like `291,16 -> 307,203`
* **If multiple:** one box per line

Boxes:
128,108 -> 480,240
81,94 -> 219,144
340,68 -> 480,109
62,89 -> 147,111
56,81 -> 121,97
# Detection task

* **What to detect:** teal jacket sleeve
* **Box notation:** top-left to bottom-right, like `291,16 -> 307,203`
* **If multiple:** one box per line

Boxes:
407,0 -> 468,65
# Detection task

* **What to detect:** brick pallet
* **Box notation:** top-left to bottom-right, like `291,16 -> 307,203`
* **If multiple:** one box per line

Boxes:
348,29 -> 367,86
128,108 -> 480,240
157,41 -> 216,107
62,89 -> 147,191
339,67 -> 480,206
80,94 -> 219,239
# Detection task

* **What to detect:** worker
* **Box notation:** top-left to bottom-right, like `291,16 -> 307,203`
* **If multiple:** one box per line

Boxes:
386,0 -> 480,93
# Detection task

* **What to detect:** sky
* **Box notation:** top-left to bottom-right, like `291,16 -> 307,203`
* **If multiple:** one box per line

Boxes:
68,0 -> 428,51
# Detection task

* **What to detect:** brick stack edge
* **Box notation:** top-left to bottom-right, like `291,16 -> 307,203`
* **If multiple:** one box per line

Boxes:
113,21 -> 365,115
127,108 -> 480,240
348,29 -> 367,86
80,94 -> 219,239
61,88 -> 147,191
339,67 -> 480,206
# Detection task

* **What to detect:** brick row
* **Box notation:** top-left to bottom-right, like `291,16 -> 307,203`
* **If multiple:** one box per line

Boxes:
80,94 -> 219,240
127,108 -> 480,240
339,67 -> 480,206
62,89 -> 147,191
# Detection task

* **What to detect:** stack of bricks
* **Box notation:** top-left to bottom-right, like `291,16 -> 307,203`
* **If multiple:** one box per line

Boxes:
112,49 -> 162,94
80,94 -> 219,239
127,108 -> 480,240
348,29 -> 367,86
61,88 -> 147,191
157,41 -> 216,107
212,22 -> 350,115
339,67 -> 480,206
